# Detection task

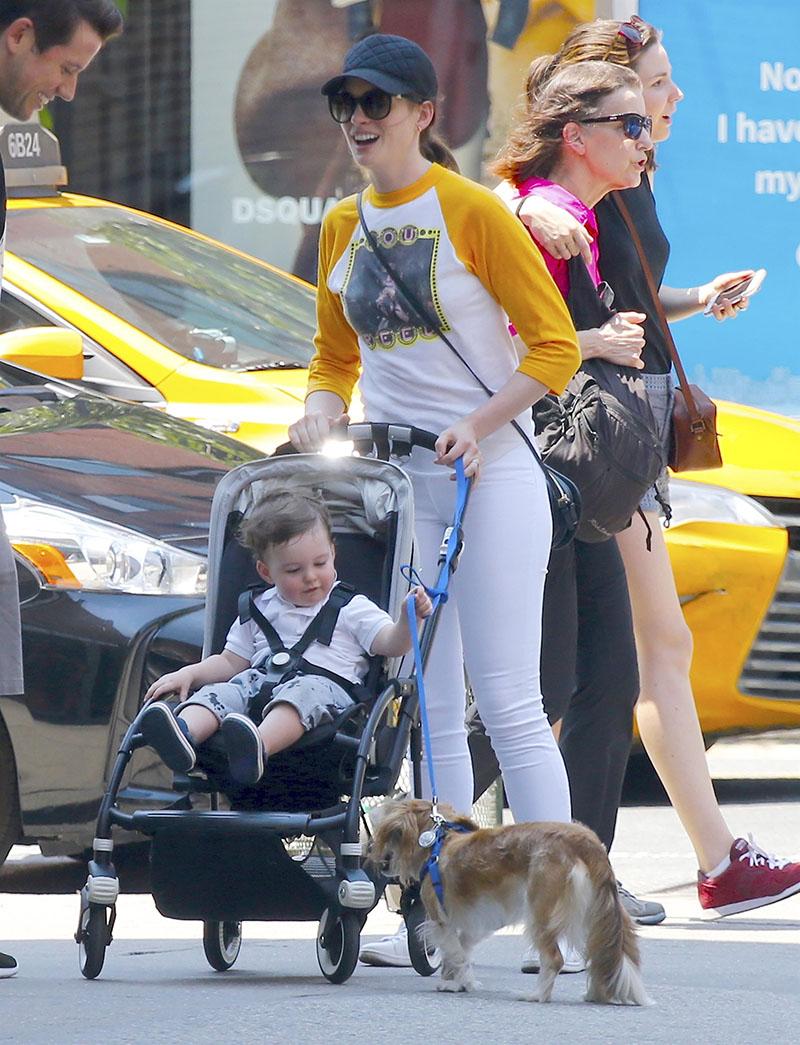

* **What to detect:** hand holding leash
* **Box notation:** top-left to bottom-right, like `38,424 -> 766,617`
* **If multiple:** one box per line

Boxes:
435,420 -> 481,481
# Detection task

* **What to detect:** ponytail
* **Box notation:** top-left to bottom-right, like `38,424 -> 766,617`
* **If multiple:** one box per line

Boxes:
419,111 -> 460,173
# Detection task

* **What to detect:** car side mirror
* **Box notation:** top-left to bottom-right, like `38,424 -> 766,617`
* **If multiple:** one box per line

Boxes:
0,327 -> 84,380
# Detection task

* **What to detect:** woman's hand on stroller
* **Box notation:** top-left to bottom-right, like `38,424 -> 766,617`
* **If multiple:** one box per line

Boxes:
435,420 -> 481,481
289,409 -> 350,452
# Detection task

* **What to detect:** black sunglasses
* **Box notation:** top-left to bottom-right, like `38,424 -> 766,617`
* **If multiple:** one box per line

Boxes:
328,88 -> 401,124
580,112 -> 653,140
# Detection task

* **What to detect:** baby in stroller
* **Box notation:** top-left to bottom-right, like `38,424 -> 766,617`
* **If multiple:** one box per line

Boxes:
139,482 -> 431,785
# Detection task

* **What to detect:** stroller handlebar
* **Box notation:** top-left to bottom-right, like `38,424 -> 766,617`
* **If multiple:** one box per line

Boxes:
345,422 -> 438,458
272,422 -> 439,460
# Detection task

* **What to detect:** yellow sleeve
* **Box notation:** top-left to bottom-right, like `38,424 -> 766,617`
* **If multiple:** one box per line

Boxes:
438,170 -> 580,394
307,199 -> 362,408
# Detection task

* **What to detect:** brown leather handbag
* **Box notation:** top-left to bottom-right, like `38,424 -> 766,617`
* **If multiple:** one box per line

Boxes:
611,192 -> 723,472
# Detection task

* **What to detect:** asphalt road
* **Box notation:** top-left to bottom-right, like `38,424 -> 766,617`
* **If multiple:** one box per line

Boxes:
2,733 -> 800,1045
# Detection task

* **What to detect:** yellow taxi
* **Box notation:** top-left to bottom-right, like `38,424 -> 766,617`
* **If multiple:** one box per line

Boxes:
1,125 -> 799,748
665,404 -> 800,741
0,123 -> 314,453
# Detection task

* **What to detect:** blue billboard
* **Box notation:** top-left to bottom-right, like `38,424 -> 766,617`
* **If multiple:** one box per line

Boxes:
639,0 -> 800,416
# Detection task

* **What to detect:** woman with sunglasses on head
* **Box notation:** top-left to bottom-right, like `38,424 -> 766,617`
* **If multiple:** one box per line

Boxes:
468,61 -> 666,953
290,34 -> 580,850
502,16 -> 800,919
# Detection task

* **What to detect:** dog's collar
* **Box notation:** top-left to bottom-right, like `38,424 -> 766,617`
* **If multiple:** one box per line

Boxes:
418,821 -> 474,914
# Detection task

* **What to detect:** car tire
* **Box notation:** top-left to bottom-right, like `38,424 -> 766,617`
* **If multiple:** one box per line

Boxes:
0,716 -> 21,868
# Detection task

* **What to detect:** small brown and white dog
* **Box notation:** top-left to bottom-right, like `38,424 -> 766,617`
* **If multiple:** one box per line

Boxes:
369,799 -> 650,1006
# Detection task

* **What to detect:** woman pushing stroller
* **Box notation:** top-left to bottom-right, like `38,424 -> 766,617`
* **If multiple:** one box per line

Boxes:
140,483 -> 431,784
290,32 -> 580,824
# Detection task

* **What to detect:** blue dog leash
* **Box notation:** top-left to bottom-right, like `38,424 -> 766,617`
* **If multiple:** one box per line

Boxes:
404,458 -> 475,911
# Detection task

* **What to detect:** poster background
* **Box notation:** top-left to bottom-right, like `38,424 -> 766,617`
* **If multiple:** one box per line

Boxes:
191,1 -> 299,271
640,0 -> 800,416
190,1 -> 594,283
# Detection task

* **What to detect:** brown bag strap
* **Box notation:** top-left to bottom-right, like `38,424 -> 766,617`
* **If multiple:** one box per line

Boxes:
609,189 -> 703,426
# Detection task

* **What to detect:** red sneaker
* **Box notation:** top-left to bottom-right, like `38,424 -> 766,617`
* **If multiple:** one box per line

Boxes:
698,836 -> 800,916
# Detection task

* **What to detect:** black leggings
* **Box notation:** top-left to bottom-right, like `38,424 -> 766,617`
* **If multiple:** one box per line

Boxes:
467,536 -> 639,851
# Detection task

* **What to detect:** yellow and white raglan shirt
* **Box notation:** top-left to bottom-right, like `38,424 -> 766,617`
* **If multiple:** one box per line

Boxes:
309,163 -> 580,462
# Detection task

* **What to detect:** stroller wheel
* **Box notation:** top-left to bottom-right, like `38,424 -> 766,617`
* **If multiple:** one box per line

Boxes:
203,921 -> 242,971
77,898 -> 111,980
316,907 -> 360,984
405,897 -> 441,977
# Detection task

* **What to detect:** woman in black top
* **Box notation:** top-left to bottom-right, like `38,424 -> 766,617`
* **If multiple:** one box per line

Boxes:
471,59 -> 662,949
512,16 -> 800,919
476,61 -> 649,848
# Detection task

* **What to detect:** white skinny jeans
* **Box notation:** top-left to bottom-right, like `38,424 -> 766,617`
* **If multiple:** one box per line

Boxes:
406,441 -> 571,824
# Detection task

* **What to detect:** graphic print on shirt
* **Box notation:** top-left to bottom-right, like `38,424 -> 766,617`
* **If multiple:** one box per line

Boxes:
341,224 -> 448,351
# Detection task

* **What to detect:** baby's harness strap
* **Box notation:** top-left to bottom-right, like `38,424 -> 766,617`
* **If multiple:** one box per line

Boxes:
238,582 -> 361,698
419,820 -> 476,914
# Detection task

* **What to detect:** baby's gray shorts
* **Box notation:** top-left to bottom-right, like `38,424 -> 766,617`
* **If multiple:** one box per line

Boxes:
183,667 -> 354,731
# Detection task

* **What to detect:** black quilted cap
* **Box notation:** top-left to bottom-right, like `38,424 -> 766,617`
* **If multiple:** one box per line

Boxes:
321,33 -> 438,101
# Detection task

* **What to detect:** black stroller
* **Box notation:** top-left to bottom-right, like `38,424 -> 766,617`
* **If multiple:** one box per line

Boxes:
76,423 -> 465,984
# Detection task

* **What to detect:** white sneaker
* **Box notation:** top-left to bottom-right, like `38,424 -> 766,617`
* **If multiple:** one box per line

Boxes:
521,942 -> 586,974
359,924 -> 412,967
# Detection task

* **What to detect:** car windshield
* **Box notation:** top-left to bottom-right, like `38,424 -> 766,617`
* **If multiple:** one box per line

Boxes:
6,205 -> 316,371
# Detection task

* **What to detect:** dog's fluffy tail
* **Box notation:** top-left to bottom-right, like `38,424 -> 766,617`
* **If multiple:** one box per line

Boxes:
578,866 -> 652,1006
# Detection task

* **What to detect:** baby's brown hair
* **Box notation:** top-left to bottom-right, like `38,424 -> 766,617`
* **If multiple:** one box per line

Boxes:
238,483 -> 333,563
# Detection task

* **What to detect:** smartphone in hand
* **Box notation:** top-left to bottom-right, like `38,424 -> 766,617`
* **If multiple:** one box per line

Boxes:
704,268 -> 766,315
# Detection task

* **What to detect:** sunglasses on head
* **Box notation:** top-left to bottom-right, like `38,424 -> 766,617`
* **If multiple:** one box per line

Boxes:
328,87 -> 402,123
580,112 -> 652,140
607,16 -> 645,60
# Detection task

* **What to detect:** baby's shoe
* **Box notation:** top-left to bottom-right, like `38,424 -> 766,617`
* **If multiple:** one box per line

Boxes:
221,713 -> 265,785
139,702 -> 196,772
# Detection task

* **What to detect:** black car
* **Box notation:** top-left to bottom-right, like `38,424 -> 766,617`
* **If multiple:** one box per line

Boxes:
0,360 -> 259,866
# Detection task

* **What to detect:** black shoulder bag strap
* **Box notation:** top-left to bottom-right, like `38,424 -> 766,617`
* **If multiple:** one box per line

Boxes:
355,192 -> 579,547
355,192 -> 540,455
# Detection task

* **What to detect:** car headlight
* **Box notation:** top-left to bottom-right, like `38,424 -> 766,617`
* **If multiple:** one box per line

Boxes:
666,479 -> 779,529
3,497 -> 207,595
